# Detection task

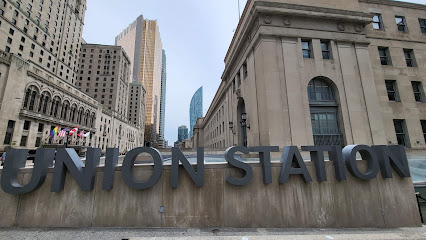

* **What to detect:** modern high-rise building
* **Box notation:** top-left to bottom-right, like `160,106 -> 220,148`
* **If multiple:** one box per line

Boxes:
178,125 -> 188,143
157,49 -> 167,147
189,87 -> 203,138
116,17 -> 163,147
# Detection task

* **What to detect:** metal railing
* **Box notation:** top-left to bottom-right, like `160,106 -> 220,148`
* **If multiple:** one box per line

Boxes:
313,134 -> 344,146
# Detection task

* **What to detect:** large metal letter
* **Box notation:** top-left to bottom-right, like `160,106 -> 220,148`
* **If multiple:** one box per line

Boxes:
171,147 -> 204,187
51,148 -> 101,192
122,147 -> 163,190
279,146 -> 312,183
329,146 -> 346,181
102,148 -> 119,190
1,148 -> 54,195
373,145 -> 410,178
342,145 -> 379,180
301,146 -> 331,182
249,146 -> 279,184
225,146 -> 252,186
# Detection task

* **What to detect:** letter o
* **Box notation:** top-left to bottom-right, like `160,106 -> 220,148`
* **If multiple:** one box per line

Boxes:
122,147 -> 163,190
342,145 -> 379,180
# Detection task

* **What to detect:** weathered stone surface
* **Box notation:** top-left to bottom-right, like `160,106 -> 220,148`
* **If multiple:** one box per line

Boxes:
0,173 -> 20,227
162,165 -> 224,228
91,168 -> 162,228
15,172 -> 94,228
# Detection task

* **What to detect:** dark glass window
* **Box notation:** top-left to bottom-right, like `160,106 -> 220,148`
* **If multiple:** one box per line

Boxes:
373,13 -> 384,30
403,49 -> 416,67
38,123 -> 44,132
35,137 -> 41,147
3,120 -> 15,144
20,136 -> 27,147
421,120 -> 426,144
394,120 -> 408,147
321,41 -> 332,59
308,78 -> 334,101
243,62 -> 248,79
420,19 -> 426,34
378,47 -> 391,65
232,79 -> 236,93
412,81 -> 424,103
308,78 -> 343,146
302,40 -> 312,58
395,16 -> 407,32
23,120 -> 31,131
237,73 -> 241,86
385,80 -> 399,102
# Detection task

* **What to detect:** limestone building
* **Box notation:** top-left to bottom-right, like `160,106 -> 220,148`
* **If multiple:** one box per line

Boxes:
194,0 -> 426,160
0,0 -> 143,152
116,17 -> 164,147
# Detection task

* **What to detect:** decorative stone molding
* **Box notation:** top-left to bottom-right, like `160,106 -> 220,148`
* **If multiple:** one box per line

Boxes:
354,25 -> 363,32
263,15 -> 272,24
282,17 -> 291,26
337,23 -> 345,31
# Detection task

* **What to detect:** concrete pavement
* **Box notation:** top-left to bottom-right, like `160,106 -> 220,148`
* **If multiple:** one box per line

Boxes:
1,227 -> 426,240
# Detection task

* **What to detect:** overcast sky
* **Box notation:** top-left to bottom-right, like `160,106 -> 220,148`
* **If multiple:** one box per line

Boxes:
82,0 -> 425,145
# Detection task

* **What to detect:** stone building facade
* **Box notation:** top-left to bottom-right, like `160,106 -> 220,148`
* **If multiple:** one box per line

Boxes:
0,0 -> 144,152
194,0 -> 426,159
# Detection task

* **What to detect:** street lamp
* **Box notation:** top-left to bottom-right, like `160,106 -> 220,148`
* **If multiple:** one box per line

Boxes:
229,121 -> 236,134
241,112 -> 250,129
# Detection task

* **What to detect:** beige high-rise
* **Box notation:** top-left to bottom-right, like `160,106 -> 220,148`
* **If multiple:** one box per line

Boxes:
116,17 -> 163,146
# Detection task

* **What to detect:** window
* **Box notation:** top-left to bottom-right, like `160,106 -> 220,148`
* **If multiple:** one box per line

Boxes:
9,28 -> 14,35
35,137 -> 41,147
20,136 -> 28,147
395,16 -> 407,32
372,13 -> 384,30
4,120 -> 15,144
5,46 -> 10,53
420,19 -> 426,34
308,78 -> 343,146
232,79 -> 236,93
237,73 -> 241,86
378,47 -> 391,65
23,121 -> 31,131
7,37 -> 12,44
394,120 -> 408,147
385,80 -> 399,102
243,62 -> 248,79
321,40 -> 332,59
403,49 -> 416,67
38,123 -> 44,133
412,81 -> 424,103
302,40 -> 312,58
422,120 -> 426,143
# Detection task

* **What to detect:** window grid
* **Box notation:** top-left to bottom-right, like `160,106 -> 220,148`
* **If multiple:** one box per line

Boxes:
394,119 -> 407,147
373,13 -> 384,30
302,40 -> 312,58
412,81 -> 424,103
395,16 -> 407,32
404,49 -> 415,67
385,80 -> 399,102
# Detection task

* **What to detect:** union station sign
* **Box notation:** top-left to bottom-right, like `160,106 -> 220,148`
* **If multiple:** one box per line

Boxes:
0,145 -> 410,195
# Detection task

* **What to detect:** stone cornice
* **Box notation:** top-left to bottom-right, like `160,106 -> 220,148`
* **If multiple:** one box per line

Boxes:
359,0 -> 426,10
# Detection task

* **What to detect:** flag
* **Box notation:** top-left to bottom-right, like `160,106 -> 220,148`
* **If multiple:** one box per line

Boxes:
69,126 -> 79,136
59,128 -> 69,138
78,130 -> 84,138
50,125 -> 59,139
83,132 -> 90,138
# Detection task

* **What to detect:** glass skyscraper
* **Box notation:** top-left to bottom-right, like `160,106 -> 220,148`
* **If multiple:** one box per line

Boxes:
178,125 -> 188,143
189,87 -> 203,138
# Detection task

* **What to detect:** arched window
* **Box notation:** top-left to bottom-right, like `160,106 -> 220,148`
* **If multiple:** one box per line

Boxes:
42,94 -> 50,114
308,78 -> 343,146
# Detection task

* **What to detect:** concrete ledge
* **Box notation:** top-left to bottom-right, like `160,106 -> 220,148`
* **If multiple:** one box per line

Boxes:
0,161 -> 421,228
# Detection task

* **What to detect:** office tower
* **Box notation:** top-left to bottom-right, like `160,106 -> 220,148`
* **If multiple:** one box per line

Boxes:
157,49 -> 167,147
77,44 -> 131,118
178,125 -> 188,143
116,17 -> 163,147
128,82 -> 146,130
189,87 -> 203,138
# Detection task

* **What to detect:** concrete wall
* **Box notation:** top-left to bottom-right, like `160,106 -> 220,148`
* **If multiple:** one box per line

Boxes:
0,161 -> 421,228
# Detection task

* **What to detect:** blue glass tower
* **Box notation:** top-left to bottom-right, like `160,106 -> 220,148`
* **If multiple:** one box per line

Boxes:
189,87 -> 203,138
178,125 -> 188,143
